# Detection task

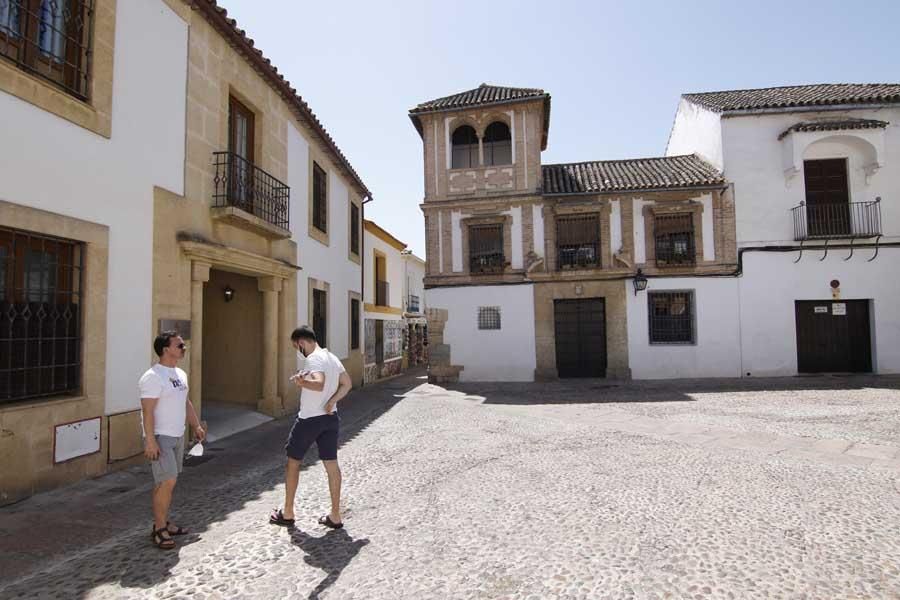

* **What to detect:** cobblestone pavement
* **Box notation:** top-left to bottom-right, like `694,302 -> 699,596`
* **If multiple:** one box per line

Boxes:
1,372 -> 899,599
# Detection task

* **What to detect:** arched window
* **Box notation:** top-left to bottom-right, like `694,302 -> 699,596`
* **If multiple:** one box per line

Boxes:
483,121 -> 511,166
451,125 -> 479,169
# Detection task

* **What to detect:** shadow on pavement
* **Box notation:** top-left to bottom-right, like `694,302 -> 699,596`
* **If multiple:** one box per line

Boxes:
288,528 -> 370,600
0,370 -> 421,599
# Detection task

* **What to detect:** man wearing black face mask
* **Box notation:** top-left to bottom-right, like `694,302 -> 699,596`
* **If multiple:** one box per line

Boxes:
270,326 -> 352,529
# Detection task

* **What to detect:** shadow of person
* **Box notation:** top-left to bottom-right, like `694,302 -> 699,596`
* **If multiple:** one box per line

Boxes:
289,528 -> 370,600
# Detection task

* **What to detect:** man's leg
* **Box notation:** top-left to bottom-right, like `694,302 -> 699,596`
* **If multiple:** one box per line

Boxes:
153,478 -> 177,530
322,460 -> 342,524
282,457 -> 302,520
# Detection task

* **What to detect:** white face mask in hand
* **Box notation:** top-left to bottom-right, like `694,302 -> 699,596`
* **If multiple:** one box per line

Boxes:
188,442 -> 204,457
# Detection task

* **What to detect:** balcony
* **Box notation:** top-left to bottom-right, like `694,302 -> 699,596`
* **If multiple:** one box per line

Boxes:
376,280 -> 389,307
557,243 -> 599,270
791,199 -> 882,241
408,294 -> 420,313
211,151 -> 290,238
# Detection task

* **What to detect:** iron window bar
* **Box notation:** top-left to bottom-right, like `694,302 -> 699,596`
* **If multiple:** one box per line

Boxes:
212,151 -> 290,231
557,214 -> 600,269
791,199 -> 882,241
648,291 -> 694,344
469,224 -> 504,274
0,0 -> 94,100
654,213 -> 696,267
477,306 -> 501,330
408,294 -> 420,313
0,226 -> 83,403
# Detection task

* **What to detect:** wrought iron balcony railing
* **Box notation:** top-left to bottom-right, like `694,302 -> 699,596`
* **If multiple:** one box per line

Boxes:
469,252 -> 505,274
791,199 -> 882,241
213,151 -> 290,231
557,243 -> 599,269
376,280 -> 389,307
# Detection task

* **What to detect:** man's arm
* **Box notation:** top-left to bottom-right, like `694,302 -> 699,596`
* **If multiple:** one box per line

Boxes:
185,397 -> 205,442
140,398 -> 160,460
292,370 -> 326,392
324,371 -> 352,414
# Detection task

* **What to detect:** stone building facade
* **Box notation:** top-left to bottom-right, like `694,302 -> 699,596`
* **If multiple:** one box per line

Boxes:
410,84 -> 735,382
0,0 -> 371,505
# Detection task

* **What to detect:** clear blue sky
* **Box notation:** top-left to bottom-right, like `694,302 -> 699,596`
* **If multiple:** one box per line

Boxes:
222,0 -> 899,258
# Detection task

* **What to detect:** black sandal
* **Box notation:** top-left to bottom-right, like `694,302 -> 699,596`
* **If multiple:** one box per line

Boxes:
318,515 -> 343,529
151,527 -> 176,550
167,521 -> 189,536
269,508 -> 295,527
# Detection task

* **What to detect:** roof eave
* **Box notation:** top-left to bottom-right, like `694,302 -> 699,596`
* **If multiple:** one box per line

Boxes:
542,182 -> 729,197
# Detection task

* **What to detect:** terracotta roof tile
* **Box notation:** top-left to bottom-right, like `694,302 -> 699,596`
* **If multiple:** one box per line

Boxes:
410,83 -> 548,113
542,155 -> 724,195
777,118 -> 889,140
683,83 -> 900,113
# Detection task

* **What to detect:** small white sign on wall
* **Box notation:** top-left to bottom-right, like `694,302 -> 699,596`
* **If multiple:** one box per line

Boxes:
814,306 -> 828,314
54,417 -> 101,464
832,303 -> 847,316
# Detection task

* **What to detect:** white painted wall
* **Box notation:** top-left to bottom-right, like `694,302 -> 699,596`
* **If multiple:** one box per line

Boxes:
403,254 -> 426,313
430,284 -> 536,381
627,278 -> 742,379
720,108 -> 900,245
0,1 -> 187,414
363,226 -> 405,322
666,98 -> 724,170
532,203 -> 545,258
738,251 -> 900,376
288,124 -> 362,359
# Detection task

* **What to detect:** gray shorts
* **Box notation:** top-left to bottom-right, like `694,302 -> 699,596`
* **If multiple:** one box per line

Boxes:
150,434 -> 184,484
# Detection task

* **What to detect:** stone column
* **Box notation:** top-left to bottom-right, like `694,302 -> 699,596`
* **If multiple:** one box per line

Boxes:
189,261 -> 211,418
258,276 -> 282,415
425,308 -> 462,384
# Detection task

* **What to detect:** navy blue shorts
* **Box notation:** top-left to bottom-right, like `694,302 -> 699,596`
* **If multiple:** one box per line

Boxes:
285,414 -> 340,461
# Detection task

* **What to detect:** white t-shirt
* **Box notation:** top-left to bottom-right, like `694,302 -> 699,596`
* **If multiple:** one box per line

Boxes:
139,364 -> 188,437
298,347 -> 346,419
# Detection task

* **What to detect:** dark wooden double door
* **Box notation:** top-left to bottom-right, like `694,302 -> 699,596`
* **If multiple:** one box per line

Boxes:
554,298 -> 607,378
795,300 -> 872,373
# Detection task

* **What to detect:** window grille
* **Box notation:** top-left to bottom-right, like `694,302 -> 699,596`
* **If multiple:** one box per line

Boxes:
477,306 -> 501,330
648,291 -> 694,344
350,298 -> 359,350
0,0 -> 93,99
469,224 -> 504,273
350,202 -> 360,254
654,213 -> 695,266
1,226 -> 83,403
313,288 -> 327,347
557,214 -> 600,269
483,121 -> 511,166
451,125 -> 478,169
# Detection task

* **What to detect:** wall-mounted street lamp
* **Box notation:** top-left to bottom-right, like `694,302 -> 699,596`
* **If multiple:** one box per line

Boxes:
632,269 -> 648,296
223,285 -> 235,303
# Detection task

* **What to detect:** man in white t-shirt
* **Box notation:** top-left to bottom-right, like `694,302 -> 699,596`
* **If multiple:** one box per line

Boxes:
139,331 -> 205,550
270,326 -> 352,529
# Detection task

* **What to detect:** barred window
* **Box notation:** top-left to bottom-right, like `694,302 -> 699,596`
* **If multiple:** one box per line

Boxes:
0,0 -> 94,100
1,227 -> 83,403
654,213 -> 695,266
469,224 -> 504,273
350,298 -> 359,350
648,291 -> 695,344
557,214 -> 600,269
477,306 -> 501,330
313,162 -> 327,233
313,288 -> 327,348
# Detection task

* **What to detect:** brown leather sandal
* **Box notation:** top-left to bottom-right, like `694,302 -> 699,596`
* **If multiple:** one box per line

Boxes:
152,526 -> 176,550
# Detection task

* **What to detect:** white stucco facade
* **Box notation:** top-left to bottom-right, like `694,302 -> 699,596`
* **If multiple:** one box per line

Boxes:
627,278 -> 742,379
0,0 -> 188,414
430,284 -> 537,382
403,252 -> 427,315
666,99 -> 724,170
288,124 -> 362,360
